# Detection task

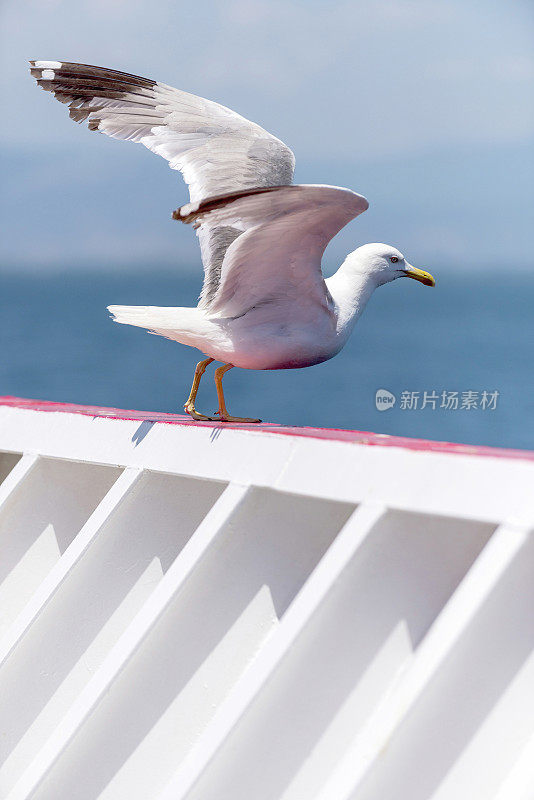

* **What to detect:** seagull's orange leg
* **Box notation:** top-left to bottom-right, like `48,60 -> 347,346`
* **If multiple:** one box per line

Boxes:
184,357 -> 214,420
214,364 -> 261,423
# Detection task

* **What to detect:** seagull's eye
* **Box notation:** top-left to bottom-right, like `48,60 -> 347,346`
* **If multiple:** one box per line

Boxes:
390,256 -> 399,263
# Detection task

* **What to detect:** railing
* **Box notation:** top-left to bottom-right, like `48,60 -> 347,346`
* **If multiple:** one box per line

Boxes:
0,397 -> 533,800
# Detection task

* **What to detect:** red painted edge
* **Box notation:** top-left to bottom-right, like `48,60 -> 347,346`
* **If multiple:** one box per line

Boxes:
0,395 -> 533,462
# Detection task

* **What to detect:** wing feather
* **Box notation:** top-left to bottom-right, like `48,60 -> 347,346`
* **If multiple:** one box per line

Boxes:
176,185 -> 369,318
30,60 -> 295,300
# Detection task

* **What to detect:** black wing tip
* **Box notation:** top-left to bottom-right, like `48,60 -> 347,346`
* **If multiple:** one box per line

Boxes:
28,60 -> 158,129
28,60 -> 156,89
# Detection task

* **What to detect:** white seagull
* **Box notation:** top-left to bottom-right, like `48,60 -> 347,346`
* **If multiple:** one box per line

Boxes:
30,60 -> 435,423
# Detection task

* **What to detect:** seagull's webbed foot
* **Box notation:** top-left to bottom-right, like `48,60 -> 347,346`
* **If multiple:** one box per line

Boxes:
183,401 -> 218,422
213,411 -> 262,424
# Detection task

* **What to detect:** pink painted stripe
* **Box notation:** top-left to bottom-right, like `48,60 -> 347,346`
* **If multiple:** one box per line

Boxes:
0,395 -> 532,462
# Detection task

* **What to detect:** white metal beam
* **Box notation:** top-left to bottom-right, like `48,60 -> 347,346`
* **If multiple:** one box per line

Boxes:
7,482 -> 250,800
0,467 -> 143,670
157,502 -> 387,800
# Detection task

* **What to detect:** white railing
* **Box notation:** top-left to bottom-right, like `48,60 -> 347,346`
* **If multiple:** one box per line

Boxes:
0,399 -> 533,800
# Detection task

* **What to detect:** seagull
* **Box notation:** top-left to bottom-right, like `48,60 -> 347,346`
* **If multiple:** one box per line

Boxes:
30,60 -> 435,423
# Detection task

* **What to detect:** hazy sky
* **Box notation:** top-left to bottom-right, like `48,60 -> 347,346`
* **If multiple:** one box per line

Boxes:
1,0 -> 533,270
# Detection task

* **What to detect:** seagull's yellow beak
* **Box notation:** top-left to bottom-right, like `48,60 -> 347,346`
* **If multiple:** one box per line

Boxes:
403,264 -> 435,287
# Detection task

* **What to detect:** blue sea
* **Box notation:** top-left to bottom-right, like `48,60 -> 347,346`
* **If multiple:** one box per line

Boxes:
0,269 -> 532,451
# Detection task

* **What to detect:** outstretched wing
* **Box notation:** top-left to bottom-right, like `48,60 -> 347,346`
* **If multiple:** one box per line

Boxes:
29,60 -> 295,300
176,185 -> 369,318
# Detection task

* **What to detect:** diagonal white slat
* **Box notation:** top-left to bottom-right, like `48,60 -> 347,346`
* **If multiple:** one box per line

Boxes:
491,731 -> 534,800
314,519 -> 532,800
7,481 -> 250,800
0,452 -> 39,509
157,502 -> 387,800
0,455 -> 123,643
0,466 -> 143,670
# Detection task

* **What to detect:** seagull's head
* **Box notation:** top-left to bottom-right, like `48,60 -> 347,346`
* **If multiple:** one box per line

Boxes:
346,243 -> 435,288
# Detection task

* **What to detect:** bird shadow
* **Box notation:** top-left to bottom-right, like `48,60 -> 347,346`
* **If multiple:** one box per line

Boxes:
209,426 -> 224,443
131,420 -> 156,446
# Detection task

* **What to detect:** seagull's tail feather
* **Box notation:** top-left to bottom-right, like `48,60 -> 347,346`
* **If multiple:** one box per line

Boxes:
107,305 -> 213,348
108,304 -> 201,331
108,305 -> 162,329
